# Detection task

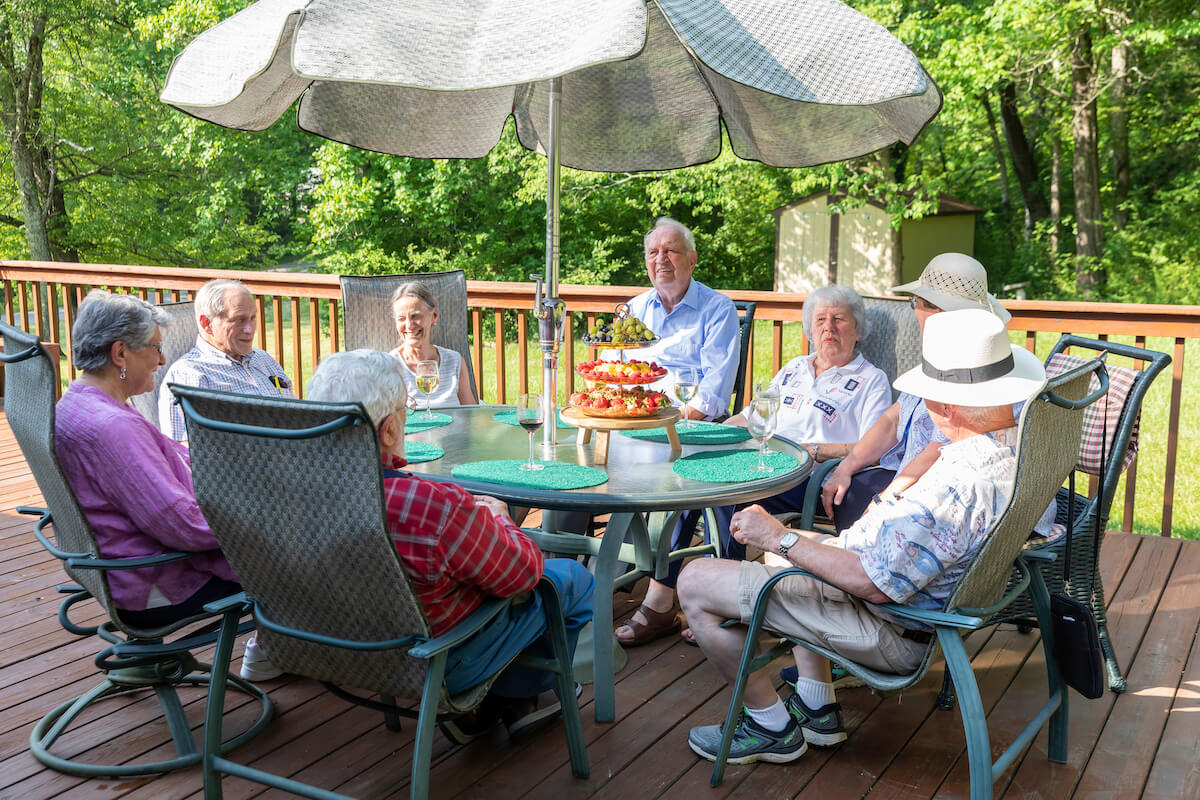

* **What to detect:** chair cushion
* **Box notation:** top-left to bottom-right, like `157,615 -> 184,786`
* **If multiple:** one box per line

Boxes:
1046,353 -> 1139,474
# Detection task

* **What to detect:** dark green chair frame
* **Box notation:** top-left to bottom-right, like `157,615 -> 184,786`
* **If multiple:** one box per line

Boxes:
997,335 -> 1171,693
730,300 -> 757,416
175,386 -> 586,799
708,360 -> 1107,799
0,320 -> 271,777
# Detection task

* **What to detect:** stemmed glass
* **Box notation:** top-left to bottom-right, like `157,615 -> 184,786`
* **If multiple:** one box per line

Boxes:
674,367 -> 698,430
516,394 -> 545,471
754,381 -> 780,416
746,393 -> 778,473
415,360 -> 439,419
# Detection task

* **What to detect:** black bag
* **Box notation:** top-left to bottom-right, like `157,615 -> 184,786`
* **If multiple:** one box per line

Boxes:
1051,435 -> 1107,699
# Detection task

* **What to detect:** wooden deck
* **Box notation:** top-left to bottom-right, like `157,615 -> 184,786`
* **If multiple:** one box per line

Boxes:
2,409 -> 1198,800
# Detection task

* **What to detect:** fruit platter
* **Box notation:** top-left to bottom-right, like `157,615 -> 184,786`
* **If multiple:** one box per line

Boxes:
582,304 -> 659,348
576,358 -> 667,385
569,386 -> 672,419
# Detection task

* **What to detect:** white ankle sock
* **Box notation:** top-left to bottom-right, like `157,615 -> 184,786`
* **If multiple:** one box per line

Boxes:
745,697 -> 791,732
794,677 -> 835,710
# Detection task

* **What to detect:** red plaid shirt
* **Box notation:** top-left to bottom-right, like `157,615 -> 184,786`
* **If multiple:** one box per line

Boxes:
381,455 -> 544,636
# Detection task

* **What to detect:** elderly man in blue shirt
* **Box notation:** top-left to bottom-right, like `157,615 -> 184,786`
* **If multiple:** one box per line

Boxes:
610,217 -> 741,647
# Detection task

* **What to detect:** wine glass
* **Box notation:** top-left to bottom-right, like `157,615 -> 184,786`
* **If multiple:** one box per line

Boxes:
415,360 -> 439,419
674,367 -> 698,430
746,394 -> 778,473
516,393 -> 545,471
754,381 -> 780,415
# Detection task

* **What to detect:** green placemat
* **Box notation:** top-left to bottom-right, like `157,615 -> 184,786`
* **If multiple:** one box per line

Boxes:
619,421 -> 751,445
672,449 -> 798,484
491,409 -> 577,430
404,441 -> 444,464
404,411 -> 453,434
451,460 -> 608,490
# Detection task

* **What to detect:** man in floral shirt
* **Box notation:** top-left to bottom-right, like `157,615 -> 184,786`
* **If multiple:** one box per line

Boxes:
307,349 -> 593,743
679,309 -> 1046,767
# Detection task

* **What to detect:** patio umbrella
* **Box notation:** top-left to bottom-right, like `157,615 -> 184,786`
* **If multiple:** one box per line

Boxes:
160,0 -> 941,444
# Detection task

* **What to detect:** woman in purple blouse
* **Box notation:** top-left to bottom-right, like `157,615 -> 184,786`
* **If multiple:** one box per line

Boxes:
54,290 -> 241,629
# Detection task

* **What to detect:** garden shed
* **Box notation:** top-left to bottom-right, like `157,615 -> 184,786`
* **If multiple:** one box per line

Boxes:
772,192 -> 981,296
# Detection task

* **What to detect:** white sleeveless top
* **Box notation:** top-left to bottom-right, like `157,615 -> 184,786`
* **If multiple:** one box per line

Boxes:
391,345 -> 464,408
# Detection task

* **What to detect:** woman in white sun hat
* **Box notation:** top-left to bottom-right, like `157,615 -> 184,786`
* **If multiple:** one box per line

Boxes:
819,252 -> 1014,531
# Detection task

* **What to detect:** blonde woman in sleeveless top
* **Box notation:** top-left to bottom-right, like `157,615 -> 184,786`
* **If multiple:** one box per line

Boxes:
388,283 -> 477,407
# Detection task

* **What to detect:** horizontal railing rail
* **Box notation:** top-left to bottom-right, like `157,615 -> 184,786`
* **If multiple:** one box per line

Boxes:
3,259 -> 1197,537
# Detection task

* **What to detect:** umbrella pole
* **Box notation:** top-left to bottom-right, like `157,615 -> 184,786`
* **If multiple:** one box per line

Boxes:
537,76 -> 565,450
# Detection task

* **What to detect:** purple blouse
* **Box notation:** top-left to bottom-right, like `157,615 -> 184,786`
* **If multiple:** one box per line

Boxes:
54,384 -> 236,610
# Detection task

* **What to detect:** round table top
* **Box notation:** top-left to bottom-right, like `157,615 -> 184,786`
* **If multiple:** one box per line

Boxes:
402,404 -> 812,512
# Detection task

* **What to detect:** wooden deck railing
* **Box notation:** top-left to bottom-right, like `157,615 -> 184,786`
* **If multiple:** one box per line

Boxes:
3,259 -> 1198,537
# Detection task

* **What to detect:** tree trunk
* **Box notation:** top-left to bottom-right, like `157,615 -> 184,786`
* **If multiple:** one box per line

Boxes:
1050,134 -> 1063,257
998,82 -> 1050,238
1071,28 -> 1105,295
1110,14 -> 1132,231
0,11 -> 69,262
979,92 -> 1016,255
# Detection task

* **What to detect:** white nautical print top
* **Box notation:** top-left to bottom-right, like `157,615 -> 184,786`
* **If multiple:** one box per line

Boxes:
745,352 -> 891,444
839,428 -> 1019,621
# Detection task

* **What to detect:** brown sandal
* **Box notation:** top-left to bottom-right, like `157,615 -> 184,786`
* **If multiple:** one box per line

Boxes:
615,604 -> 681,647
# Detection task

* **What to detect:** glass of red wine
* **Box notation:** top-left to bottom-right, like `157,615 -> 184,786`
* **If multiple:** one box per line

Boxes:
516,393 -> 545,471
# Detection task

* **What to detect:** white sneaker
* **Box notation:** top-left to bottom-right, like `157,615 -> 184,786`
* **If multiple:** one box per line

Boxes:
239,636 -> 283,682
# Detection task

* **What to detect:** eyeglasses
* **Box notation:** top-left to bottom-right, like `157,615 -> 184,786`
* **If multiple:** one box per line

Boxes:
142,343 -> 164,354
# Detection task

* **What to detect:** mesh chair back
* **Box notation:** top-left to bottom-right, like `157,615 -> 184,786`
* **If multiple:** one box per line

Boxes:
339,271 -> 477,399
857,296 -> 922,396
178,385 -> 476,704
0,322 -> 112,612
946,363 -> 1098,615
730,301 -> 756,414
129,301 -> 198,423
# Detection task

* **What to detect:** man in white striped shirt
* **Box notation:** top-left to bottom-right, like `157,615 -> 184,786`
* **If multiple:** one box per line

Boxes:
158,278 -> 295,442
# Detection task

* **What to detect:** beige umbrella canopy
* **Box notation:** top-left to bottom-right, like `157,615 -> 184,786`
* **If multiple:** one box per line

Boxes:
161,0 -> 941,440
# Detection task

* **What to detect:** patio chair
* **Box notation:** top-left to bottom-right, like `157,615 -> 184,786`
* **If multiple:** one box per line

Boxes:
0,320 -> 271,777
339,270 -> 479,402
129,300 -> 198,423
707,358 -> 1106,799
998,335 -> 1171,693
729,300 -> 757,416
174,385 -> 587,800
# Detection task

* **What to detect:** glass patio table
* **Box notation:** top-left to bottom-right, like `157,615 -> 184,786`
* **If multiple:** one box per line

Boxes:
402,404 -> 812,723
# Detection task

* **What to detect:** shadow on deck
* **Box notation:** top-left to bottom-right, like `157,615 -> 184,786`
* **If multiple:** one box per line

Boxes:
1,410 -> 1197,800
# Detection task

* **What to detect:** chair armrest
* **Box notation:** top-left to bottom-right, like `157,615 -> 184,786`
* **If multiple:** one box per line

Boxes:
204,592 -> 250,615
799,458 -> 842,529
23,504 -> 201,570
1020,549 -> 1058,563
408,596 -> 514,658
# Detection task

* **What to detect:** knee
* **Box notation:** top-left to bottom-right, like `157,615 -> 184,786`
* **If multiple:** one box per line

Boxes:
677,559 -> 733,616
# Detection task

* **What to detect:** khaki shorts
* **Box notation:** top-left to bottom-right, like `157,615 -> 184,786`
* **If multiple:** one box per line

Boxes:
736,560 -> 928,674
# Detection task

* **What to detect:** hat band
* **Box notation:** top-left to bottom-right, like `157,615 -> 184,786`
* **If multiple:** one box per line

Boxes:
922,352 -> 1013,384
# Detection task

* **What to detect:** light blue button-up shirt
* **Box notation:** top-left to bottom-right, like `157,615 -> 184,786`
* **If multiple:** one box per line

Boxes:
615,279 -> 739,420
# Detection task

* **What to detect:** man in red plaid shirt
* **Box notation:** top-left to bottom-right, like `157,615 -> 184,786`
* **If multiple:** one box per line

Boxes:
308,350 -> 593,742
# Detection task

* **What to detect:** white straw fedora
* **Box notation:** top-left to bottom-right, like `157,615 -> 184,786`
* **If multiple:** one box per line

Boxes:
891,252 -> 1012,323
893,309 -> 1045,406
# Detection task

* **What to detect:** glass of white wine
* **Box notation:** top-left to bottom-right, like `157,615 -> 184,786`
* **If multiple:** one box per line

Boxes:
675,367 -> 698,430
746,394 -> 778,473
516,393 -> 545,471
754,381 -> 780,415
415,360 -> 439,419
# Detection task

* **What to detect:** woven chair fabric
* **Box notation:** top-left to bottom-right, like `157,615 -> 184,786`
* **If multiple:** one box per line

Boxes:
129,302 -> 198,424
161,0 -> 941,171
179,387 -> 489,710
339,270 -> 477,398
857,296 -> 922,396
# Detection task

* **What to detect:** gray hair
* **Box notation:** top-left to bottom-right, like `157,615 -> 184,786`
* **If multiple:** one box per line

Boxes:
307,349 -> 408,427
71,290 -> 168,372
390,282 -> 438,311
194,278 -> 251,322
644,216 -> 696,255
802,285 -> 870,344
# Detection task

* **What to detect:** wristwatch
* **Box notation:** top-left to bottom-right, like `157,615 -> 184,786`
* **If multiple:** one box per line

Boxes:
778,531 -> 800,558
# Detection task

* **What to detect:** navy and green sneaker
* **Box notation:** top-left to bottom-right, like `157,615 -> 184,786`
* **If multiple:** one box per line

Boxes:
785,693 -> 847,746
688,712 -> 808,765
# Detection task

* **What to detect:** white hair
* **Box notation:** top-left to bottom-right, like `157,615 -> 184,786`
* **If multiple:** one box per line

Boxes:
71,290 -> 168,372
644,216 -> 696,255
194,278 -> 251,322
307,349 -> 408,427
802,285 -> 870,343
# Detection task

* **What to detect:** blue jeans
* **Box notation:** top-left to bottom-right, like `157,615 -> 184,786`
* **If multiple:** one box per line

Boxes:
444,559 -> 593,698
